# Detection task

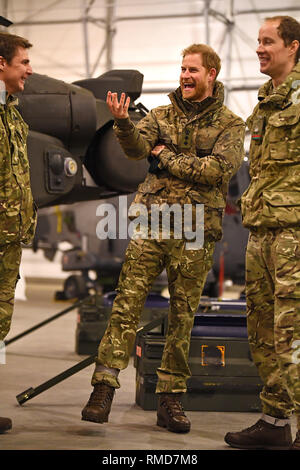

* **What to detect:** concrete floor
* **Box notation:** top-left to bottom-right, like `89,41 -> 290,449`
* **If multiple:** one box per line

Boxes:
0,277 -> 297,452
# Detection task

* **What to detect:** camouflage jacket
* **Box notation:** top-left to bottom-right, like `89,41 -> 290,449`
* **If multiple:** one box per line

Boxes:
241,62 -> 300,229
0,94 -> 37,245
114,82 -> 245,241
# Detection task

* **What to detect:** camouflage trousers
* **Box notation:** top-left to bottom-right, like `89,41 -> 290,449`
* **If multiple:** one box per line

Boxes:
246,229 -> 300,429
0,242 -> 22,341
92,236 -> 215,393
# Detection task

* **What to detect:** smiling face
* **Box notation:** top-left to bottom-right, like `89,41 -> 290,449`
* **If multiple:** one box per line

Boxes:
0,46 -> 32,95
256,20 -> 298,86
180,53 -> 216,102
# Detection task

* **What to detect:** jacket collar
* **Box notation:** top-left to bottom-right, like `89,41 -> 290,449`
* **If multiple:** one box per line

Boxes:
168,80 -> 224,119
0,92 -> 19,112
258,61 -> 300,108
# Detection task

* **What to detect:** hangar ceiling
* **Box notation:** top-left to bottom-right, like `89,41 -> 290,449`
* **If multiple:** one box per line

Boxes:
1,0 -> 300,119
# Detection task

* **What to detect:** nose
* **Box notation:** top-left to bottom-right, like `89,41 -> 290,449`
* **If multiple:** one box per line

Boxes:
256,42 -> 264,55
181,69 -> 191,78
27,64 -> 33,75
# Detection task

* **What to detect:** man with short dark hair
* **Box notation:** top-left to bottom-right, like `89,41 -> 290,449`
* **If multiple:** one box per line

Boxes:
225,16 -> 300,450
81,43 -> 245,433
0,32 -> 37,433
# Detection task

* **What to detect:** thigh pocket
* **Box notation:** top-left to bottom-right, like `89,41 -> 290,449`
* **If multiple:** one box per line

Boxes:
1,244 -> 21,272
275,231 -> 300,298
179,243 -> 214,311
118,238 -> 145,283
0,244 -> 21,288
117,239 -> 162,292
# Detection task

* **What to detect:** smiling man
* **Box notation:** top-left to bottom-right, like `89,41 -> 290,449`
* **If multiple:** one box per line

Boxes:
81,44 -> 245,433
224,16 -> 300,451
0,46 -> 32,95
180,49 -> 217,102
0,32 -> 36,434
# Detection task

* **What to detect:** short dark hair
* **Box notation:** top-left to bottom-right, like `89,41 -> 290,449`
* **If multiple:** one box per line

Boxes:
265,16 -> 300,64
0,32 -> 32,63
181,43 -> 221,78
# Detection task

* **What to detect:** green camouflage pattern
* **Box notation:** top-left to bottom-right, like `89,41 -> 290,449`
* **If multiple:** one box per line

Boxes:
0,95 -> 37,246
91,81 -> 244,394
0,242 -> 22,341
241,62 -> 300,229
242,62 -> 300,429
92,237 -> 215,393
0,95 -> 36,340
246,229 -> 300,425
114,82 -> 245,241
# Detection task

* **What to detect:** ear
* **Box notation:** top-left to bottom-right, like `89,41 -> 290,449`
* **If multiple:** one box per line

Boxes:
289,40 -> 299,60
208,67 -> 217,83
0,56 -> 6,72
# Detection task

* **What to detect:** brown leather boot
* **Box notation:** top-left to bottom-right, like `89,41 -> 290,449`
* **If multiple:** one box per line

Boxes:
224,419 -> 292,450
290,431 -> 300,450
81,383 -> 115,423
157,393 -> 190,433
0,417 -> 12,433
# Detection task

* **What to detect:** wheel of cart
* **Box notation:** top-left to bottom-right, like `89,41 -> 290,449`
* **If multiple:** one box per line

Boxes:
62,274 -> 89,299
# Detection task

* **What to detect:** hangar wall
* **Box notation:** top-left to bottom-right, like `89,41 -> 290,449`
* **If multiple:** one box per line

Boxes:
1,0 -> 300,120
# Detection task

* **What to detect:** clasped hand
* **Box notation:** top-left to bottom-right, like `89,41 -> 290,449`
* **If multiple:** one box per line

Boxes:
151,144 -> 166,157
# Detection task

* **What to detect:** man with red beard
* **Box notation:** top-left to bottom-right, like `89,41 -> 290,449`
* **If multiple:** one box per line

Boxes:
82,44 -> 245,433
225,16 -> 300,450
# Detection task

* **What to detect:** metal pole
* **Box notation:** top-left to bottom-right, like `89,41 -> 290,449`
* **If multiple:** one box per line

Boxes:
13,12 -> 207,27
1,0 -> 8,15
204,0 -> 211,45
105,0 -> 116,71
5,296 -> 92,346
82,0 -> 91,77
16,354 -> 96,405
0,0 -> 8,31
236,6 -> 300,16
225,0 -> 234,105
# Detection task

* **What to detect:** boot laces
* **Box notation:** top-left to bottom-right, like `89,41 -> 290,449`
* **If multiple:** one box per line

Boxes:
88,385 -> 114,409
241,419 -> 267,434
162,394 -> 186,417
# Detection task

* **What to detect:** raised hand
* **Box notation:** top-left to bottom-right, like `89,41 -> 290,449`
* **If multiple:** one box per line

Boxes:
106,91 -> 130,119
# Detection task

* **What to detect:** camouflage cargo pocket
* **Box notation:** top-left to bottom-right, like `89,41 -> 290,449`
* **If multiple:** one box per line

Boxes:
268,105 -> 300,162
179,242 -> 214,312
275,230 -> 300,299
